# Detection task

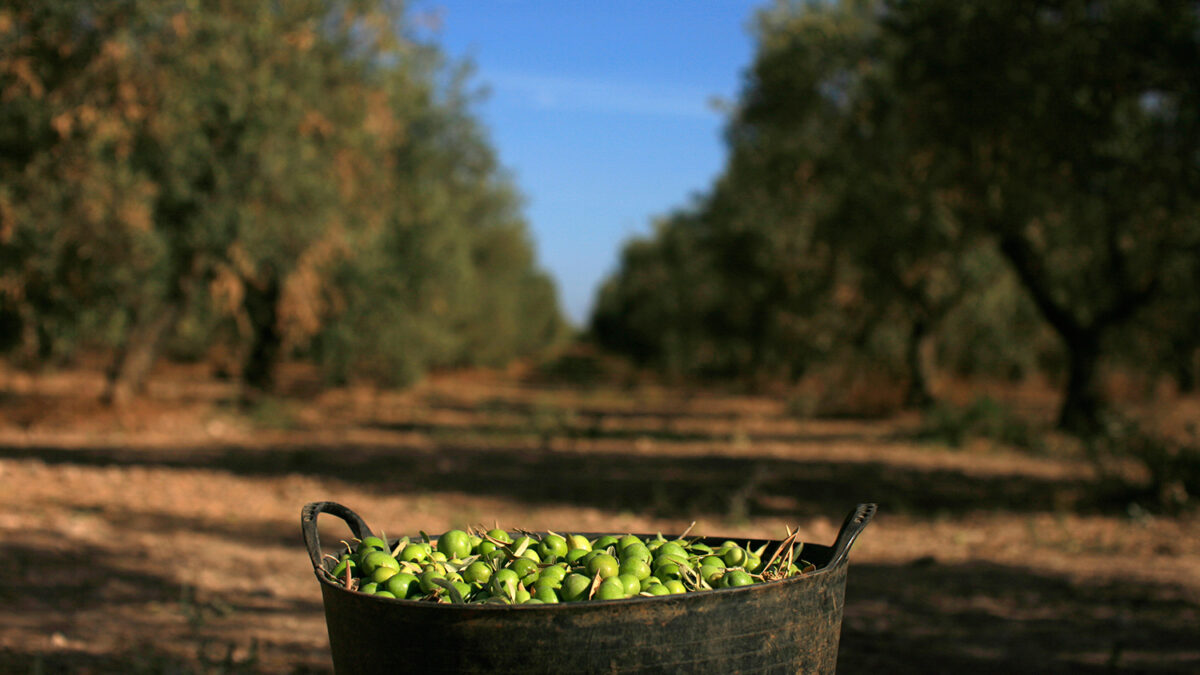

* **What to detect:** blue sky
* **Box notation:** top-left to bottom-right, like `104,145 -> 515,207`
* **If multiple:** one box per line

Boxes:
414,1 -> 764,325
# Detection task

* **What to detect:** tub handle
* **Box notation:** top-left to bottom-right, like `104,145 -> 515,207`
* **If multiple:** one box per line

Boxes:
301,501 -> 376,572
826,503 -> 876,569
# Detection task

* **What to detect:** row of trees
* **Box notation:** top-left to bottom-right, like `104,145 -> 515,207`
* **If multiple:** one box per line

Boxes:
592,0 -> 1200,434
0,0 -> 566,402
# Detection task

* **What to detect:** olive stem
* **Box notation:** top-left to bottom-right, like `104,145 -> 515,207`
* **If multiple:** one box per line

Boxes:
760,529 -> 801,576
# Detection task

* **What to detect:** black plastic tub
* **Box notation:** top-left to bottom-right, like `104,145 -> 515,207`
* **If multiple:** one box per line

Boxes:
302,501 -> 875,674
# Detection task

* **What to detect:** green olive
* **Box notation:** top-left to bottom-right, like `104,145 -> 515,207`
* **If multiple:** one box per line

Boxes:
533,585 -> 560,603
619,542 -> 652,564
482,548 -> 508,565
511,535 -> 537,553
537,564 -> 568,587
331,557 -> 357,579
356,535 -> 388,552
537,534 -> 569,561
486,529 -> 513,545
656,541 -> 687,560
359,551 -> 399,576
617,534 -> 642,551
369,566 -> 399,584
384,572 -> 418,598
398,544 -> 427,563
722,546 -> 747,568
619,557 -> 651,581
418,567 -> 446,594
617,573 -> 641,596
489,568 -> 521,599
592,535 -> 620,551
462,561 -> 492,585
566,534 -> 592,552
585,553 -> 619,579
722,570 -> 754,588
560,573 -> 592,602
701,565 -> 725,585
595,577 -> 626,600
341,525 -> 812,604
652,561 -> 682,581
507,557 -> 540,586
449,580 -> 472,602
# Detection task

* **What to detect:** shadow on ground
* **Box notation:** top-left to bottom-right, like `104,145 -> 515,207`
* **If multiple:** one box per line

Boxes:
0,536 -> 328,674
838,560 -> 1200,674
4,429 -> 1123,521
371,418 -> 883,445
0,439 -> 1111,523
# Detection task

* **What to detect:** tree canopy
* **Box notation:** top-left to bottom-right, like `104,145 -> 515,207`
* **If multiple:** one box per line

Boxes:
0,0 -> 567,398
591,0 -> 1200,432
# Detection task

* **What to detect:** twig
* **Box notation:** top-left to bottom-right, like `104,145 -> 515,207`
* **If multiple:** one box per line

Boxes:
678,521 -> 698,540
760,528 -> 801,577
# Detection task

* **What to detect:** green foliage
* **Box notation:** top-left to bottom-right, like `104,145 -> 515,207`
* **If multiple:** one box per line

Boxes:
917,397 -> 1041,451
532,343 -> 638,388
591,0 -> 993,395
0,0 -> 565,390
592,209 -> 733,378
1111,251 -> 1200,393
591,0 -> 1200,435
935,249 -> 1061,381
244,396 -> 302,431
1088,417 -> 1199,513
884,0 -> 1200,431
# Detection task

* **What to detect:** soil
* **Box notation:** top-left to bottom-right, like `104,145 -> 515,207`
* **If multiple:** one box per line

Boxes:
0,362 -> 1197,673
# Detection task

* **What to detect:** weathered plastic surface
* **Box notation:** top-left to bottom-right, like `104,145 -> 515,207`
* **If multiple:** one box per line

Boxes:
302,501 -> 875,675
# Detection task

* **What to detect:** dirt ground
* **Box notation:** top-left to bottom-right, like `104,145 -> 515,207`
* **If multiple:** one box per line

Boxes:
0,362 -> 1197,673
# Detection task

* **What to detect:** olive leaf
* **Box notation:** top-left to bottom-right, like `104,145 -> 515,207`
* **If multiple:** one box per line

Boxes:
510,537 -> 531,559
586,573 -> 604,600
390,536 -> 410,557
431,577 -> 465,604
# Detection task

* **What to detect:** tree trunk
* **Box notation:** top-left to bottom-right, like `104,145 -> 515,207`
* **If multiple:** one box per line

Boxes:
1057,331 -> 1103,435
904,317 -> 934,409
15,300 -> 41,367
102,302 -> 183,407
996,232 -> 1129,436
241,273 -> 281,394
102,256 -> 198,407
1172,340 -> 1196,394
1177,362 -> 1196,394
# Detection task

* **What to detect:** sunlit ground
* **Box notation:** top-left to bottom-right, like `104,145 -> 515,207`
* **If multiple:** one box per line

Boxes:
1,362 -> 1197,673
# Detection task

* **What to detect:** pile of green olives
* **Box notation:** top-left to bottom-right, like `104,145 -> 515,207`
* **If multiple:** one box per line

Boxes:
321,526 -> 815,604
